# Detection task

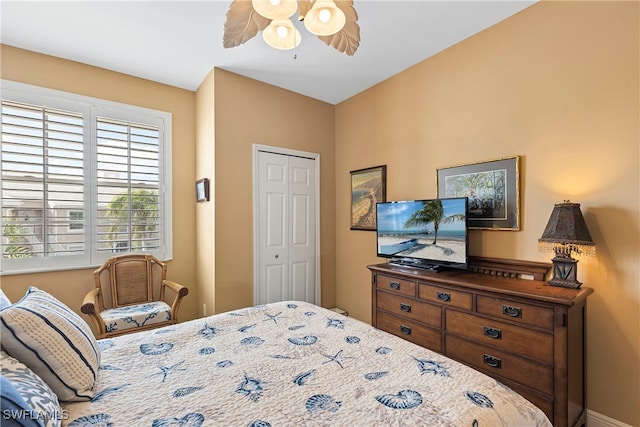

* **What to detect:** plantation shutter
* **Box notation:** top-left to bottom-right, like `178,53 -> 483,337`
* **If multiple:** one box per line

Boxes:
1,100 -> 86,260
96,117 -> 161,254
1,81 -> 171,274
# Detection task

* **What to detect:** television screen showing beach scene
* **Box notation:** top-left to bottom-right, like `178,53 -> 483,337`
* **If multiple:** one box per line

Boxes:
376,198 -> 468,266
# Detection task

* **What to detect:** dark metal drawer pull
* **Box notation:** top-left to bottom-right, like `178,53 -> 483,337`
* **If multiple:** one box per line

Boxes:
436,291 -> 451,302
483,354 -> 502,369
483,326 -> 502,339
400,303 -> 412,313
400,325 -> 412,335
389,282 -> 401,290
502,305 -> 522,318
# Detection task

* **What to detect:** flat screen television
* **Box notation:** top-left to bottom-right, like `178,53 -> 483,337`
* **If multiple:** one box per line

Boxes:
376,197 -> 469,271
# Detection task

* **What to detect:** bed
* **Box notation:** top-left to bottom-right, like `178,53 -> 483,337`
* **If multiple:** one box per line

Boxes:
1,288 -> 551,426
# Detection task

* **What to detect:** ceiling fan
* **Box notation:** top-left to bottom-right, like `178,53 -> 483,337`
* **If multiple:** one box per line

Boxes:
223,0 -> 360,55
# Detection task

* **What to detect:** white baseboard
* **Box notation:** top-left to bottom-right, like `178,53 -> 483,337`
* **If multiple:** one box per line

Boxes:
587,409 -> 634,427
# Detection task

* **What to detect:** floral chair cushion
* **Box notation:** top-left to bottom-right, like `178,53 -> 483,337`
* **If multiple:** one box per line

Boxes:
100,301 -> 171,334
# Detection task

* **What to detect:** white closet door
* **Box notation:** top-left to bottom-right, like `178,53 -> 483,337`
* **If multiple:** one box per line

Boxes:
256,150 -> 316,305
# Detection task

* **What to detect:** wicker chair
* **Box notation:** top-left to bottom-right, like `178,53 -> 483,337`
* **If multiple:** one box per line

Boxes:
81,254 -> 188,339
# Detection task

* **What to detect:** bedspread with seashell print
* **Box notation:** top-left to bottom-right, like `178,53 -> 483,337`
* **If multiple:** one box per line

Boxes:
61,301 -> 551,427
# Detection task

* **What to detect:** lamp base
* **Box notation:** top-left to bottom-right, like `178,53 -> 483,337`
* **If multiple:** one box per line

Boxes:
548,256 -> 582,289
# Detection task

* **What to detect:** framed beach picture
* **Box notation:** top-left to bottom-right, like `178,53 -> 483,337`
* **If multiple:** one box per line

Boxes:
437,156 -> 520,230
350,165 -> 386,231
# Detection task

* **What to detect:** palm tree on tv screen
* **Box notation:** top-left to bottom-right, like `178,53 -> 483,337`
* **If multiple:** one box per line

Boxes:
403,200 -> 464,245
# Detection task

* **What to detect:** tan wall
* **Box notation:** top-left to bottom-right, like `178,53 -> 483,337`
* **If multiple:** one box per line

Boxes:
0,45 -> 200,324
210,69 -> 336,313
195,69 -> 216,318
334,1 -> 639,425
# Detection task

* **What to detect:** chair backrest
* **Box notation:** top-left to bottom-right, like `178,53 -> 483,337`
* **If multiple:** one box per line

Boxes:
94,254 -> 166,309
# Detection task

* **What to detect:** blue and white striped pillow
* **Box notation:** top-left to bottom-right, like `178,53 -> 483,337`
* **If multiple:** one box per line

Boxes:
0,287 -> 100,401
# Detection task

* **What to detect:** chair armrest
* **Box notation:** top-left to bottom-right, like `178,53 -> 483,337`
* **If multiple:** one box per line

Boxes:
81,288 -> 100,314
161,280 -> 189,322
81,288 -> 107,339
163,280 -> 189,298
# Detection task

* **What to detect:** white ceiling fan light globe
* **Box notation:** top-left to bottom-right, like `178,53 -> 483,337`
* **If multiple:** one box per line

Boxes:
318,8 -> 331,23
263,19 -> 301,50
276,25 -> 288,38
303,0 -> 346,36
252,0 -> 298,20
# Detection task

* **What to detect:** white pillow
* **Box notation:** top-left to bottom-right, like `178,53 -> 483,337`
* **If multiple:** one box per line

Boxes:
0,288 -> 12,310
0,287 -> 100,401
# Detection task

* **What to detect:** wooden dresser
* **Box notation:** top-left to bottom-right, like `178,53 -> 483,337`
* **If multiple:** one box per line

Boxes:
368,257 -> 593,427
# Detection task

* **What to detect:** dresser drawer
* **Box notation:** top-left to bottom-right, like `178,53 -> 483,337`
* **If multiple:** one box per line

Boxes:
446,310 -> 553,363
377,291 -> 441,328
376,275 -> 416,297
445,335 -> 553,395
477,295 -> 554,330
377,310 -> 442,353
418,283 -> 472,310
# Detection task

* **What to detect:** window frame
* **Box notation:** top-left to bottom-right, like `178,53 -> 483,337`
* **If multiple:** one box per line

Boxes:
0,80 -> 173,275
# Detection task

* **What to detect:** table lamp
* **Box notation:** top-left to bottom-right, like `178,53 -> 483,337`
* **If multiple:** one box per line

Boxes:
538,201 -> 595,288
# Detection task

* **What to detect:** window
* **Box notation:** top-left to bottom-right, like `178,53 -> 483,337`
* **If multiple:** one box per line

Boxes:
68,211 -> 84,231
1,81 -> 172,274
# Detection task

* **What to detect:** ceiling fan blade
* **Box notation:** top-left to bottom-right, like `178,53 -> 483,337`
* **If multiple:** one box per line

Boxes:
223,0 -> 271,48
296,0 -> 313,20
319,21 -> 360,55
318,1 -> 360,55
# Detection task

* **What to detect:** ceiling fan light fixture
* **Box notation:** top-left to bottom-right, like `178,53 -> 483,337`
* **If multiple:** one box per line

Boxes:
303,0 -> 346,36
262,18 -> 301,50
252,0 -> 297,20
222,0 -> 359,55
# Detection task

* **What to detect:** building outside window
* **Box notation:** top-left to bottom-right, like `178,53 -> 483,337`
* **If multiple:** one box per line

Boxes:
69,210 -> 84,231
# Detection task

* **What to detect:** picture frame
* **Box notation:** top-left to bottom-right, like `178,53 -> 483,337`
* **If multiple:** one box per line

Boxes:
437,156 -> 520,230
195,178 -> 210,203
350,165 -> 386,231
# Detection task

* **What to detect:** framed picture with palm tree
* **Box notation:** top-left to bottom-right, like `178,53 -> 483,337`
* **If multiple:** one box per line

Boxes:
437,156 -> 520,230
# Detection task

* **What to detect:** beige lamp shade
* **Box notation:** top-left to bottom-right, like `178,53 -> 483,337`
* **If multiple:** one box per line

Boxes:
304,0 -> 346,36
252,0 -> 297,20
263,19 -> 302,50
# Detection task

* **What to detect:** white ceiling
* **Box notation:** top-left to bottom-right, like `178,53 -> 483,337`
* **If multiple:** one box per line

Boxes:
1,0 -> 536,105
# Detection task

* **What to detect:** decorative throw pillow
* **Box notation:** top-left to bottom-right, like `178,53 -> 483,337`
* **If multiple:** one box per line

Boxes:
0,289 -> 11,310
1,351 -> 62,427
0,375 -> 42,427
0,287 -> 100,401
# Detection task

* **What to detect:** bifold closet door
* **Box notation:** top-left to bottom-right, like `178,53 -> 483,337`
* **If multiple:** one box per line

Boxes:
256,150 -> 316,305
